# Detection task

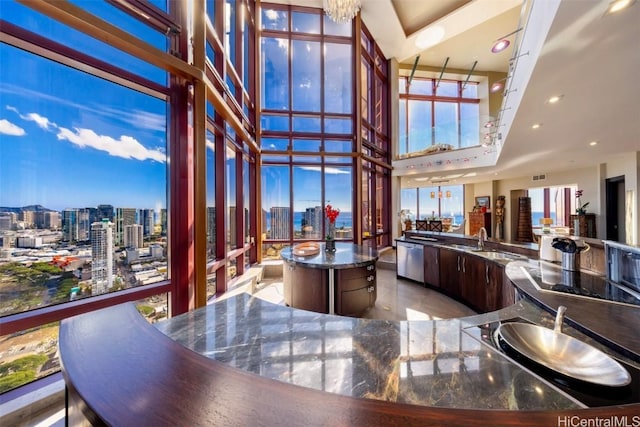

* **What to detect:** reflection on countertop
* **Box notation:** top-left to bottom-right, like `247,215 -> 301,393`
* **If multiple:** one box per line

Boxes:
157,292 -> 588,410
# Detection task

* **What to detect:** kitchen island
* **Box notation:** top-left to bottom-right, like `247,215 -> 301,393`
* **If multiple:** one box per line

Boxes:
58,236 -> 640,426
280,242 -> 378,316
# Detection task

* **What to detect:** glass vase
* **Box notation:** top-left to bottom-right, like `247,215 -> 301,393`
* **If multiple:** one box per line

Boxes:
325,223 -> 336,252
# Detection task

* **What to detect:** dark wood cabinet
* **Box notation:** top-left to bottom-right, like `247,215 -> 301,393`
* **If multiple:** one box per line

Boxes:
336,263 -> 376,317
461,256 -> 486,312
439,248 -> 463,298
423,245 -> 440,287
283,262 -> 328,313
469,212 -> 491,237
485,263 -> 505,312
570,213 -> 596,238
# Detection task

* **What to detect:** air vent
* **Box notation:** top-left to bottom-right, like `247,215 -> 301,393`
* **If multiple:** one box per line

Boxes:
532,173 -> 547,182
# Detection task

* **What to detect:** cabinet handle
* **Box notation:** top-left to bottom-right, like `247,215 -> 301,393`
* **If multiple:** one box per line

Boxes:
462,257 -> 466,273
457,255 -> 460,271
486,264 -> 489,284
435,253 -> 438,265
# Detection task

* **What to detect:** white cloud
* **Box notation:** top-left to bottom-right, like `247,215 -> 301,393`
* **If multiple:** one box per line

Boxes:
6,105 -> 56,130
24,112 -> 56,130
98,106 -> 165,132
57,127 -> 166,163
0,119 -> 26,136
206,137 -> 215,152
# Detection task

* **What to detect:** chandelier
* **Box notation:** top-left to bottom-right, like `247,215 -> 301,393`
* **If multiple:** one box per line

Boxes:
323,0 -> 362,23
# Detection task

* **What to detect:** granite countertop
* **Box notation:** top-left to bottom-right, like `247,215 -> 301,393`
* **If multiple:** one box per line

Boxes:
280,242 -> 378,269
157,291 -> 637,410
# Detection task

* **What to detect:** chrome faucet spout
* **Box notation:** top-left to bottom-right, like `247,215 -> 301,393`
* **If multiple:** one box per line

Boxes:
554,305 -> 567,333
477,227 -> 488,250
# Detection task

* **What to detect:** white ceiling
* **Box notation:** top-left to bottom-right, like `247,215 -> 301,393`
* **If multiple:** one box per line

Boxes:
264,0 -> 640,186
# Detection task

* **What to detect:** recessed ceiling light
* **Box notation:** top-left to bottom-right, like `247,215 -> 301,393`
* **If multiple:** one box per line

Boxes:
531,123 -> 542,129
490,81 -> 504,93
607,0 -> 635,14
415,26 -> 445,49
589,141 -> 598,146
491,39 -> 510,53
547,95 -> 563,104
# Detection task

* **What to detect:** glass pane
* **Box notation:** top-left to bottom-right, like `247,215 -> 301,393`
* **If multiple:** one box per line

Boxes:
206,0 -> 216,27
325,167 -> 353,240
261,166 -> 290,240
400,189 -> 417,223
4,2 -> 166,85
460,103 -> 480,148
0,45 -> 167,313
324,117 -> 352,134
530,188 -> 545,228
440,185 -> 464,225
399,77 -> 407,94
437,81 -> 458,97
361,170 -> 371,238
324,43 -> 352,114
408,100 -> 432,153
262,7 -> 289,31
261,114 -> 289,131
293,166 -> 322,240
418,187 -> 440,219
206,130 -> 216,260
323,15 -> 352,37
261,38 -> 289,110
408,79 -> 432,95
261,154 -> 289,162
225,0 -> 237,65
292,116 -> 321,132
292,11 -> 321,34
226,145 -> 237,250
292,40 -> 321,112
462,82 -> 478,97
434,101 -> 458,146
262,137 -> 289,151
293,155 -> 321,163
360,59 -> 370,120
293,139 -> 321,152
324,140 -> 352,153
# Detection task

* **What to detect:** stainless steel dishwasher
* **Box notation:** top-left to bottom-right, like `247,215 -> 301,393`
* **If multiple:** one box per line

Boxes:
396,240 -> 424,283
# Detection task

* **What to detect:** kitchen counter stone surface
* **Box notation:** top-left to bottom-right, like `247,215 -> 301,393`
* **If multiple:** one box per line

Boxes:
158,293 -> 593,410
280,242 -> 378,269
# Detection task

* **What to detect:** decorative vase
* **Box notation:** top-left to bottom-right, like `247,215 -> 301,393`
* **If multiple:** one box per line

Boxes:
325,223 -> 336,252
573,217 -> 581,237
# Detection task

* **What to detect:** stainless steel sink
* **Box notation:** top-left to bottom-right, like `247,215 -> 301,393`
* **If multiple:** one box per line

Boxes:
497,322 -> 631,387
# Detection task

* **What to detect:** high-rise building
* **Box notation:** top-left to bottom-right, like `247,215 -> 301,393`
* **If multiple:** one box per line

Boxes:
96,204 -> 114,222
62,208 -> 90,242
0,212 -> 16,231
124,224 -> 144,249
160,208 -> 167,236
207,206 -> 216,256
91,219 -> 114,295
139,209 -> 154,237
114,208 -> 137,246
303,206 -> 323,239
20,210 -> 36,228
270,207 -> 290,239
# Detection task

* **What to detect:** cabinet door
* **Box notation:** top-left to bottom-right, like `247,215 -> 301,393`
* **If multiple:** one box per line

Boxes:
461,255 -> 485,311
485,263 -> 504,312
283,262 -> 328,313
423,245 -> 440,287
439,249 -> 462,298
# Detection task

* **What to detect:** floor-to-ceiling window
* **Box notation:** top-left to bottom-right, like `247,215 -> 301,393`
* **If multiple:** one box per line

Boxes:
259,4 -> 355,259
398,76 -> 480,157
0,0 -> 257,394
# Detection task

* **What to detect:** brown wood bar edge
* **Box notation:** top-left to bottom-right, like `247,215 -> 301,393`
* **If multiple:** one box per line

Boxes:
60,303 -> 639,426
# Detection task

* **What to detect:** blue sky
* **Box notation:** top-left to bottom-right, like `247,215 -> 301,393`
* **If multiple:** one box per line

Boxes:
0,1 -> 167,211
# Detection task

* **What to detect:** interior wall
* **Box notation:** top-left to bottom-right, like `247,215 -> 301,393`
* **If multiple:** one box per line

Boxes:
603,152 -> 639,245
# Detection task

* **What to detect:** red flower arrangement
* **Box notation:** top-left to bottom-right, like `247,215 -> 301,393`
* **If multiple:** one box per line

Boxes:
325,204 -> 340,224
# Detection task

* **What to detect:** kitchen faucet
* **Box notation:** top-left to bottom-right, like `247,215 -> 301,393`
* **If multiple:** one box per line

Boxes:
477,227 -> 488,250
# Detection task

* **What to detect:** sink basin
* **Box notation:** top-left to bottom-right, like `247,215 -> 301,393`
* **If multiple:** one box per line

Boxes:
471,250 -> 521,260
497,322 -> 631,387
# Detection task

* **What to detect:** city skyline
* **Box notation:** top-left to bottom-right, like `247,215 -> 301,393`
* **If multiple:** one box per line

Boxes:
0,1 -> 167,212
